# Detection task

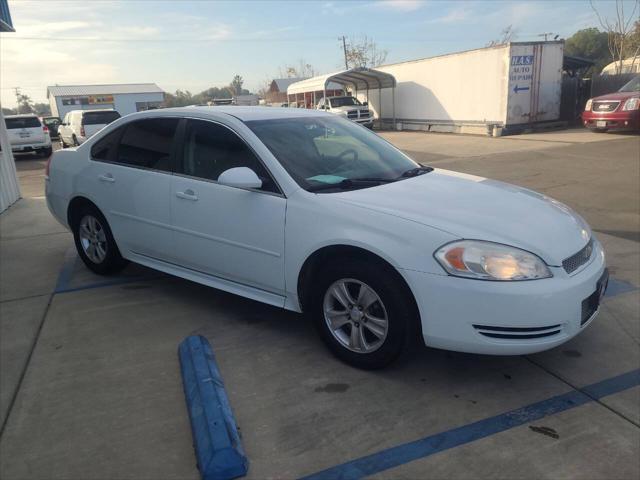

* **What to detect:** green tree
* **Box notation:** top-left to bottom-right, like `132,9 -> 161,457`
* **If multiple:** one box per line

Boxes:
15,93 -> 34,114
231,75 -> 244,96
32,103 -> 51,116
564,27 -> 610,74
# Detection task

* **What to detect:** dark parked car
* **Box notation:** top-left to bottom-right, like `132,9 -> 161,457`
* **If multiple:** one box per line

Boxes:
42,116 -> 62,139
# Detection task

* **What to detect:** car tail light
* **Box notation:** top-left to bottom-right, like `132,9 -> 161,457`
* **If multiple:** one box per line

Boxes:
622,98 -> 640,111
80,125 -> 86,136
43,125 -> 49,134
584,99 -> 593,111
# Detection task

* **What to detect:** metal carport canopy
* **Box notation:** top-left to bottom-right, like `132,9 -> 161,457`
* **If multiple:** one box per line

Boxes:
287,67 -> 397,128
286,67 -> 396,94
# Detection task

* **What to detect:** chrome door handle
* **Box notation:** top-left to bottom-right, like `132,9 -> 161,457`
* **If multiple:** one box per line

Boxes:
98,174 -> 115,183
176,189 -> 198,201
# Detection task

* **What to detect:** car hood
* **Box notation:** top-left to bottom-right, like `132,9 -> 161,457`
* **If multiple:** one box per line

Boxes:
593,91 -> 639,101
331,169 -> 591,266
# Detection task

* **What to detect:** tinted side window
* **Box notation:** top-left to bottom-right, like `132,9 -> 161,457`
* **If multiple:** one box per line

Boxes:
116,118 -> 179,172
91,127 -> 124,161
181,120 -> 278,193
82,111 -> 121,125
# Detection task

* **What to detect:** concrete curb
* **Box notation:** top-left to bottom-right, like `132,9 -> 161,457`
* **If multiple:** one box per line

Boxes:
179,335 -> 249,480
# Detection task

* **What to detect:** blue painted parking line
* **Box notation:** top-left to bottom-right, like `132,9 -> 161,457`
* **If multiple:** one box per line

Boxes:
605,278 -> 637,298
53,249 -> 159,294
300,369 -> 640,480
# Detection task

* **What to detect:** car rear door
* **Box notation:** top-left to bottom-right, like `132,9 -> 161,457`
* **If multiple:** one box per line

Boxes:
170,118 -> 286,296
86,117 -> 179,261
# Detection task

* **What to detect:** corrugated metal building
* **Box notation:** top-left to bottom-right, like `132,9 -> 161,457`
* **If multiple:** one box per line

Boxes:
0,0 -> 20,214
47,83 -> 165,118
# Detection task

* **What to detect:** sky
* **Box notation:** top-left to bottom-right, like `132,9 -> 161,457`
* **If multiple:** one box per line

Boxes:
0,0 -> 627,108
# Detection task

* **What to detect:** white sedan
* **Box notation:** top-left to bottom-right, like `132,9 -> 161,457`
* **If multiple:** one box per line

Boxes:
45,107 -> 608,369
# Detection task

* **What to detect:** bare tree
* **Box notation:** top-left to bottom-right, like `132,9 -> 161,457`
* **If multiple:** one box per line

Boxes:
278,59 -> 316,78
231,75 -> 244,96
486,25 -> 516,47
342,36 -> 388,69
590,0 -> 640,73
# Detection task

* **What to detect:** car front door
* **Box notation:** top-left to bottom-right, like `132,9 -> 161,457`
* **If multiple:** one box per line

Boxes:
87,117 -> 179,262
171,118 -> 286,297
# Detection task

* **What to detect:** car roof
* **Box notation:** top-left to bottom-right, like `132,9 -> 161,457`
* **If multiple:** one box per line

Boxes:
140,106 -> 329,122
5,114 -> 39,119
65,109 -> 118,115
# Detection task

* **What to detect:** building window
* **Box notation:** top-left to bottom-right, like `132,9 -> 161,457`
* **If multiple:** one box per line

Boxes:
135,101 -> 162,112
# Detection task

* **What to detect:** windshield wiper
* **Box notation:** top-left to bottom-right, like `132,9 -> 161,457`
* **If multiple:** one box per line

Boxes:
307,177 -> 395,192
398,165 -> 434,179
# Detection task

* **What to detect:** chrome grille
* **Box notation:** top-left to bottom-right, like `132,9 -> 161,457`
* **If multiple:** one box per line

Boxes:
563,238 -> 594,274
347,110 -> 358,119
593,101 -> 620,112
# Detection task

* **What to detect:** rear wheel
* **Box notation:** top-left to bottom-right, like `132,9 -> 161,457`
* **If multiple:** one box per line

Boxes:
71,204 -> 127,275
60,137 -> 67,148
39,147 -> 52,158
311,258 -> 418,369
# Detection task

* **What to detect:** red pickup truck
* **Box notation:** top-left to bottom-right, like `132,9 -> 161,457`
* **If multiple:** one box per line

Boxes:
582,76 -> 639,132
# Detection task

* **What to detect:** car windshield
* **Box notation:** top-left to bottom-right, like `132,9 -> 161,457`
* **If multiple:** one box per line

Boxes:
246,116 -> 419,192
42,117 -> 60,126
329,97 -> 362,108
619,76 -> 640,92
5,117 -> 41,129
82,111 -> 121,125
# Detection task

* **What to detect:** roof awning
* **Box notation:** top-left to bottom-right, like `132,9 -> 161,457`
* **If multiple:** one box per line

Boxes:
563,55 -> 595,72
287,67 -> 396,95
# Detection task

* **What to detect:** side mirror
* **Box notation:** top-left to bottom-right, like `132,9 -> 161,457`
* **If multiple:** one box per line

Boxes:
218,167 -> 262,190
363,101 -> 368,106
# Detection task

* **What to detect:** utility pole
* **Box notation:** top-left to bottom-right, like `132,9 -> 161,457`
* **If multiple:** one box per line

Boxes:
340,36 -> 348,70
13,87 -> 21,103
537,32 -> 553,41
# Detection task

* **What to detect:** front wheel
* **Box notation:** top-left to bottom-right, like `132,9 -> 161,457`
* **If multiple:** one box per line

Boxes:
311,259 -> 418,369
72,204 -> 127,275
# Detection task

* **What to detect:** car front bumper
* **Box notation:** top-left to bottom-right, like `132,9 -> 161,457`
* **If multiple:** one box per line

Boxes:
582,110 -> 640,130
402,239 -> 607,355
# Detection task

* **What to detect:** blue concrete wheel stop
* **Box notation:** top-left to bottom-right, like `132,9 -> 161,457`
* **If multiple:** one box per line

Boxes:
179,335 -> 249,480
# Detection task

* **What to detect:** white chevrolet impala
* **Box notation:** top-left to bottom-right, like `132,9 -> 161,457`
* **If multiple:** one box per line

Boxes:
45,107 -> 608,369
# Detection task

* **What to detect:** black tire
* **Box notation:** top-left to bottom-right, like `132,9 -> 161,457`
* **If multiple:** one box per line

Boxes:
60,137 -> 67,148
71,203 -> 128,275
72,135 -> 80,146
39,147 -> 53,158
310,257 -> 419,369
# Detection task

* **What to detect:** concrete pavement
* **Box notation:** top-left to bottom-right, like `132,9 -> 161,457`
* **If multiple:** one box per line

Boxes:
0,131 -> 638,479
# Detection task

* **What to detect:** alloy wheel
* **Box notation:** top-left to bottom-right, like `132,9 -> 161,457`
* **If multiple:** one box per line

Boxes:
322,278 -> 389,353
78,215 -> 107,264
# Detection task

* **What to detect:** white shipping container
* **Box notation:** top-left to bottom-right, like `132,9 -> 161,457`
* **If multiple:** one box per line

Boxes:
359,41 -> 564,134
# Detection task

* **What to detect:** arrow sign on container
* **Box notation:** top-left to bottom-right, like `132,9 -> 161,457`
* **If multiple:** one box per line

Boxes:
513,85 -> 530,93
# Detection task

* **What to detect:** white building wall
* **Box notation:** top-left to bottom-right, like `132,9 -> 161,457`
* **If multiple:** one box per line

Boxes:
0,108 -> 21,213
52,92 -> 165,119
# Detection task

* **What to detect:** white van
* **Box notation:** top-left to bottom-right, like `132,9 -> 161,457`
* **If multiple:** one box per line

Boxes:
4,114 -> 52,157
58,109 -> 121,147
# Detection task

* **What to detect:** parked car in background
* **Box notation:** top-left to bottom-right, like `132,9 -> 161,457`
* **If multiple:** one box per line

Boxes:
45,107 -> 607,369
316,96 -> 374,128
58,109 -> 121,147
582,75 -> 640,132
4,114 -> 52,157
41,116 -> 62,139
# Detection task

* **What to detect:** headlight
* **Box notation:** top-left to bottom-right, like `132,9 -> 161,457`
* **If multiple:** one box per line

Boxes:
622,98 -> 639,111
434,240 -> 552,281
585,99 -> 593,111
